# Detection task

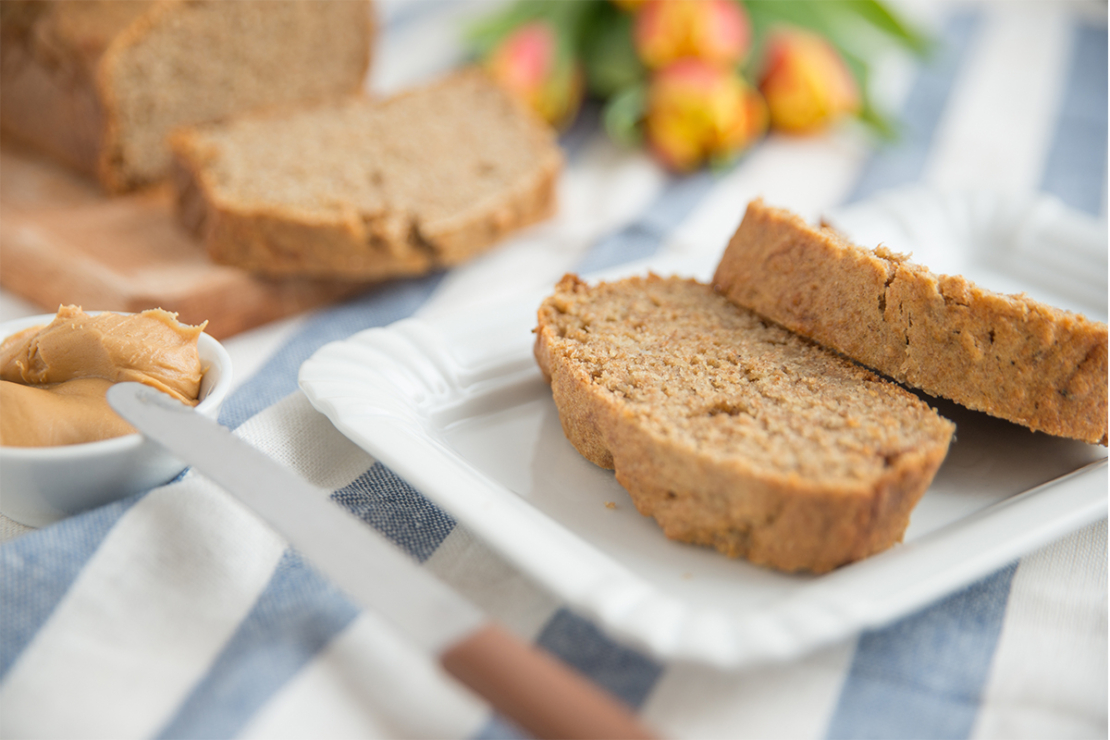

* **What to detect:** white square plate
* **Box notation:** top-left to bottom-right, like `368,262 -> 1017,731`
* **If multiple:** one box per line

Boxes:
300,187 -> 1107,669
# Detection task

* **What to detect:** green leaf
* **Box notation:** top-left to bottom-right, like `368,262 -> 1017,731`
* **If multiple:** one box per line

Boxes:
603,84 -> 647,149
741,0 -> 842,78
742,0 -> 931,73
582,6 -> 645,98
740,0 -> 915,144
743,0 -> 835,35
465,2 -> 544,57
708,150 -> 742,174
846,59 -> 899,141
825,0 -> 932,55
857,100 -> 899,140
464,0 -> 599,59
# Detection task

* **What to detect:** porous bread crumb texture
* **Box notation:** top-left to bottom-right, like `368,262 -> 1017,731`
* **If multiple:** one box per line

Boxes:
714,199 -> 1109,445
534,274 -> 955,573
171,68 -> 563,280
0,0 -> 373,193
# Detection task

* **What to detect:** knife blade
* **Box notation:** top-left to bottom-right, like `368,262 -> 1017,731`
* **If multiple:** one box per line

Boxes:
108,382 -> 655,740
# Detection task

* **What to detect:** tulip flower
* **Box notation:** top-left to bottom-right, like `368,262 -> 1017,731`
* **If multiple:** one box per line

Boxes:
634,0 -> 751,70
758,28 -> 860,134
645,58 -> 767,172
485,21 -> 585,129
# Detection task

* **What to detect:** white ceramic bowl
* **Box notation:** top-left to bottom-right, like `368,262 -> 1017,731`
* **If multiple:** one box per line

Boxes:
0,313 -> 233,527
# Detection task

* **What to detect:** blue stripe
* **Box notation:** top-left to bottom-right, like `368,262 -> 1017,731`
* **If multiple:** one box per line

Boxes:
0,493 -> 142,680
474,715 -> 527,740
474,608 -> 664,740
534,608 -> 663,708
151,462 -> 456,736
575,170 -> 717,274
826,564 -> 1018,740
1040,22 -> 1108,216
828,12 -> 1025,739
846,11 -> 982,204
560,101 -> 603,160
218,273 -> 445,429
332,463 -> 457,562
156,550 -> 360,740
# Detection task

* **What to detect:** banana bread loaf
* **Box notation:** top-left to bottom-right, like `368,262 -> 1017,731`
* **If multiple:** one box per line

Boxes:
170,69 -> 563,281
534,274 -> 955,573
0,0 -> 374,193
714,200 -> 1108,445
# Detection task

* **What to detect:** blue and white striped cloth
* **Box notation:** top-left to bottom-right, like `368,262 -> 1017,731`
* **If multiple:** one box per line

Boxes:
1,2 -> 1106,738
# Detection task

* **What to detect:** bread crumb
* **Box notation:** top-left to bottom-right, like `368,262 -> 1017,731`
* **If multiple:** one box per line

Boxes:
874,244 -> 910,261
604,501 -> 617,510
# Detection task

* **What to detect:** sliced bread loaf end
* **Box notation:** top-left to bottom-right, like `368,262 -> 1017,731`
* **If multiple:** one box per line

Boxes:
1,0 -> 374,193
535,274 -> 954,573
100,0 -> 374,192
714,200 -> 1108,445
171,69 -> 563,281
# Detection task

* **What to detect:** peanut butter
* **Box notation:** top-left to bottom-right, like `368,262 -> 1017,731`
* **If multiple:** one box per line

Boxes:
0,306 -> 206,447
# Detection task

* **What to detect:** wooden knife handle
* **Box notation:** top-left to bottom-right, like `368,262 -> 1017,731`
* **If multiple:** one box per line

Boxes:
441,623 -> 658,740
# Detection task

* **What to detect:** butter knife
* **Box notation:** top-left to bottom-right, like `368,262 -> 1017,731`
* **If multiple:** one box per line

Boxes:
108,382 -> 655,740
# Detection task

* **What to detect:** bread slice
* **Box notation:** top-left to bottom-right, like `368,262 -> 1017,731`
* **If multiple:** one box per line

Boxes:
714,200 -> 1108,445
170,69 -> 563,281
0,0 -> 374,192
534,274 -> 955,573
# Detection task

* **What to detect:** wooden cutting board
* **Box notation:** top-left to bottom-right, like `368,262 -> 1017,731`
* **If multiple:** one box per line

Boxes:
0,141 -> 374,339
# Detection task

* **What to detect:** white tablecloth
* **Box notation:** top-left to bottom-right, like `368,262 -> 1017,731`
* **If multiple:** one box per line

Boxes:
1,2 -> 1106,738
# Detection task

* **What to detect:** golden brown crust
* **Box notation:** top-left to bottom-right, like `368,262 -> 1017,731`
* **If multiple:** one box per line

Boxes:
421,162 -> 560,269
534,274 -> 954,573
714,200 -> 1109,445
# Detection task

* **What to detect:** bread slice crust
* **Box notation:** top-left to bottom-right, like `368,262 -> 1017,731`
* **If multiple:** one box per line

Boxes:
714,200 -> 1108,445
535,274 -> 955,573
170,69 -> 563,281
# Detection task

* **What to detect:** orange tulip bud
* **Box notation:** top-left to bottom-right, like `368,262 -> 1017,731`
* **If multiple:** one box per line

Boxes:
485,21 -> 585,129
645,58 -> 767,172
758,28 -> 860,134
635,0 -> 751,69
